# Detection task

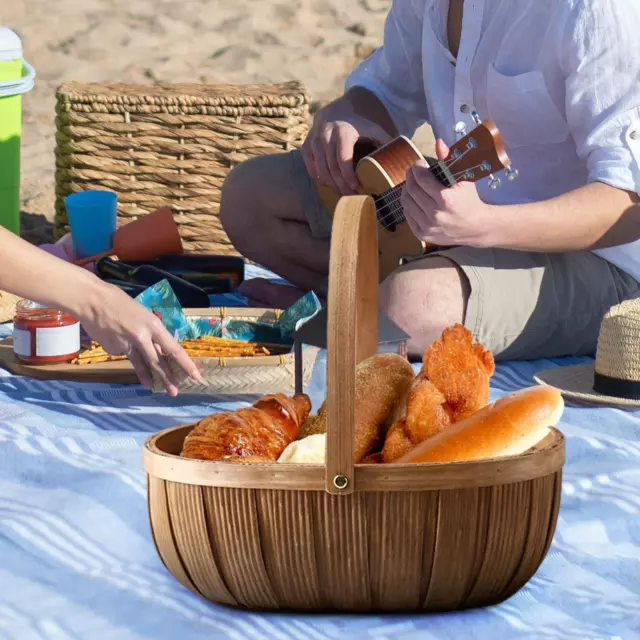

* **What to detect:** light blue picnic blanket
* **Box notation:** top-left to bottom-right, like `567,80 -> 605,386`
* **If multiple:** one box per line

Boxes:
0,265 -> 639,640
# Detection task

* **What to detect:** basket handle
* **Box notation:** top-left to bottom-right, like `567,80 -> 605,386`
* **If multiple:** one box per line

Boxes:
325,195 -> 379,495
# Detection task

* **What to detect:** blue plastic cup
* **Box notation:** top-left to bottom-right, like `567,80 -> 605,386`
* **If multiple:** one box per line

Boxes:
65,190 -> 118,259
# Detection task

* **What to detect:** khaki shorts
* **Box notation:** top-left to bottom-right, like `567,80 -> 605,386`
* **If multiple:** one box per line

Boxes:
290,149 -> 640,360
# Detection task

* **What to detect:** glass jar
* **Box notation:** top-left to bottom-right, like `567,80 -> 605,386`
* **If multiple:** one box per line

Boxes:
13,299 -> 80,365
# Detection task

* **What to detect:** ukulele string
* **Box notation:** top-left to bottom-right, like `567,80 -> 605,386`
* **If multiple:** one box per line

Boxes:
374,162 -> 487,227
373,156 -> 474,212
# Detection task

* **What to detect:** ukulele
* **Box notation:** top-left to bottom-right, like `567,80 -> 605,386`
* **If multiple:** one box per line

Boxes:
315,120 -> 515,282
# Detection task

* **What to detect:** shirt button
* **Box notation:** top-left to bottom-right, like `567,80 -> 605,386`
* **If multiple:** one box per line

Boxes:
460,104 -> 469,113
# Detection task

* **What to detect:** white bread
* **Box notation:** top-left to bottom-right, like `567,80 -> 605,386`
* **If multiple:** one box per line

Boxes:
277,433 -> 327,464
396,385 -> 564,464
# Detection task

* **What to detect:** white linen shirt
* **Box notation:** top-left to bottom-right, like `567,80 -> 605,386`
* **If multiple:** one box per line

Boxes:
345,0 -> 640,282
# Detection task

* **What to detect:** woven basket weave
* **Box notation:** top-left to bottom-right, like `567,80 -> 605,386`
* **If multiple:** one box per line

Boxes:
54,81 -> 311,254
150,308 -> 319,395
0,291 -> 20,324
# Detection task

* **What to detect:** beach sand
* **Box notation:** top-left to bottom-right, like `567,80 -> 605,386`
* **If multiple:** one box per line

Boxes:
3,0 -> 434,245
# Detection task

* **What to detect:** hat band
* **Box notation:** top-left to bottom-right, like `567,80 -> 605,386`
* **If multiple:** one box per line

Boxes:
593,372 -> 640,399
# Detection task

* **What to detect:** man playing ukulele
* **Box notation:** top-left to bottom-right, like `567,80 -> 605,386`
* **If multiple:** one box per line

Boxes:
220,0 -> 640,360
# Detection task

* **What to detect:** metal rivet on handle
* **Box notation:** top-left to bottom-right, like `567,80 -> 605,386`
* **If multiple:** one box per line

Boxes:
333,475 -> 349,490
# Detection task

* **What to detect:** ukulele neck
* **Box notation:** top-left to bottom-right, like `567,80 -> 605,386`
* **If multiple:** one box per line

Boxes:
373,159 -> 456,231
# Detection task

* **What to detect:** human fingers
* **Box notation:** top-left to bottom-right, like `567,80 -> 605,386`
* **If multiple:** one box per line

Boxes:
153,330 -> 202,387
328,124 -> 359,194
435,138 -> 450,162
311,125 -> 335,189
300,135 -> 319,180
134,334 -> 179,397
127,347 -> 153,391
407,160 -> 445,206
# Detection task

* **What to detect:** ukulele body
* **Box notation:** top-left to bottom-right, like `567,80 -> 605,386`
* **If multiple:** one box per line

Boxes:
317,136 -> 427,282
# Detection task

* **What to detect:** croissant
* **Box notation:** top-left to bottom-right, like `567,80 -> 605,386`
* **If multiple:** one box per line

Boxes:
180,393 -> 312,462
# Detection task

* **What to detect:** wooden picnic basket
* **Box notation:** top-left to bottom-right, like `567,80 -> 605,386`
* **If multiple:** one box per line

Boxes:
143,195 -> 565,612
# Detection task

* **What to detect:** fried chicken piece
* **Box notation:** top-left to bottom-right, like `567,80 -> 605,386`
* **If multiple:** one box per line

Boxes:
405,377 -> 453,441
382,378 -> 453,462
421,324 -> 494,422
381,420 -> 414,463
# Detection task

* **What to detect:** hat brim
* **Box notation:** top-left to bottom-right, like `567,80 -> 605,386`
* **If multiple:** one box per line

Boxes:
534,361 -> 640,407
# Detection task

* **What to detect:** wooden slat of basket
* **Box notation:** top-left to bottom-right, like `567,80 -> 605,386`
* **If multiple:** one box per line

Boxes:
256,489 -> 323,609
147,475 -> 200,596
54,80 -> 310,254
367,491 -> 431,610
164,482 -> 237,606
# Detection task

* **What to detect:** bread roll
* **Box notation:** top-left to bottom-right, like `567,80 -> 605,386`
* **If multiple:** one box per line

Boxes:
278,433 -> 326,464
311,353 -> 415,462
397,386 -> 563,464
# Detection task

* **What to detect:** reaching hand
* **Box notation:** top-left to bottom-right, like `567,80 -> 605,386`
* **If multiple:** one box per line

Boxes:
401,139 -> 494,248
79,283 -> 201,397
301,99 -> 392,196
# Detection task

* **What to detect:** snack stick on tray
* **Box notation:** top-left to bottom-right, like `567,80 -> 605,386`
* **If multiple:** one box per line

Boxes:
72,337 -> 272,364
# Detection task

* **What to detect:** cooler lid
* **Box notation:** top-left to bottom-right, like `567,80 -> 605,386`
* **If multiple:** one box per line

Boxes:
0,27 -> 22,62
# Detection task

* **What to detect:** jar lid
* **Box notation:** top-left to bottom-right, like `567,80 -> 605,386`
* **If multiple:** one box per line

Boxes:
18,299 -> 48,310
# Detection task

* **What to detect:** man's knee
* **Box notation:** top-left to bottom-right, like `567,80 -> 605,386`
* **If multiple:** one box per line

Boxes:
220,157 -> 267,250
379,256 -> 470,352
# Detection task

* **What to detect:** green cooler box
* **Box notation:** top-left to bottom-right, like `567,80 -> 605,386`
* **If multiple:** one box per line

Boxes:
0,27 -> 35,235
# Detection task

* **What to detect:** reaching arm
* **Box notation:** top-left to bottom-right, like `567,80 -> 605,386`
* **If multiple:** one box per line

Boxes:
0,227 -> 200,396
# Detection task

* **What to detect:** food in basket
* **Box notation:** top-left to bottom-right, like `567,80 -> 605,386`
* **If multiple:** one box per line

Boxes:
381,324 -> 495,462
277,433 -> 326,464
71,336 -> 273,364
397,385 -> 564,463
180,393 -> 312,462
421,323 -> 495,422
306,353 -> 415,462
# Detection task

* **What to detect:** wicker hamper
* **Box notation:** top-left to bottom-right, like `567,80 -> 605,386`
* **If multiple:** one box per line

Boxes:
54,80 -> 310,254
144,196 -> 565,612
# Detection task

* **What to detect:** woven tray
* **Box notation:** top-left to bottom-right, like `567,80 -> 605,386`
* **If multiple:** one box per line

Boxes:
0,308 -> 319,395
54,81 -> 311,254
0,291 -> 20,324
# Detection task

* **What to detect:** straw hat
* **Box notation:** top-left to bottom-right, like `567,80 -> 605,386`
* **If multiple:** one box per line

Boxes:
534,297 -> 640,406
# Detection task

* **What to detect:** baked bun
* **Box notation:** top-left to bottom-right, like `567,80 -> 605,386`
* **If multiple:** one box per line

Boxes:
397,386 -> 563,464
278,433 -> 326,464
307,353 -> 415,462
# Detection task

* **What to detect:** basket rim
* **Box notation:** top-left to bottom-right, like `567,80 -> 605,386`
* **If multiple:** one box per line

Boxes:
56,80 -> 311,108
143,425 -> 565,492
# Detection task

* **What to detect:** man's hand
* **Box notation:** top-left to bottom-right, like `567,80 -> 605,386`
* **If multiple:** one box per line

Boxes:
301,93 -> 393,196
401,139 -> 494,248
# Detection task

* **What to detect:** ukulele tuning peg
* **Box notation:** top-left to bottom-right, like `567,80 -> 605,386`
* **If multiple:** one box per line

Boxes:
470,110 -> 483,126
506,165 -> 519,181
488,174 -> 501,190
453,121 -> 467,138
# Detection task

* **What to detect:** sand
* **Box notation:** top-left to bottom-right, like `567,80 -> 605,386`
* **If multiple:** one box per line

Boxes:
2,0 -> 434,245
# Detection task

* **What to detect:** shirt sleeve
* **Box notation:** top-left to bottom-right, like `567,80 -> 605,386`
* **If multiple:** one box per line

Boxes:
560,0 -> 640,195
344,0 -> 427,138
